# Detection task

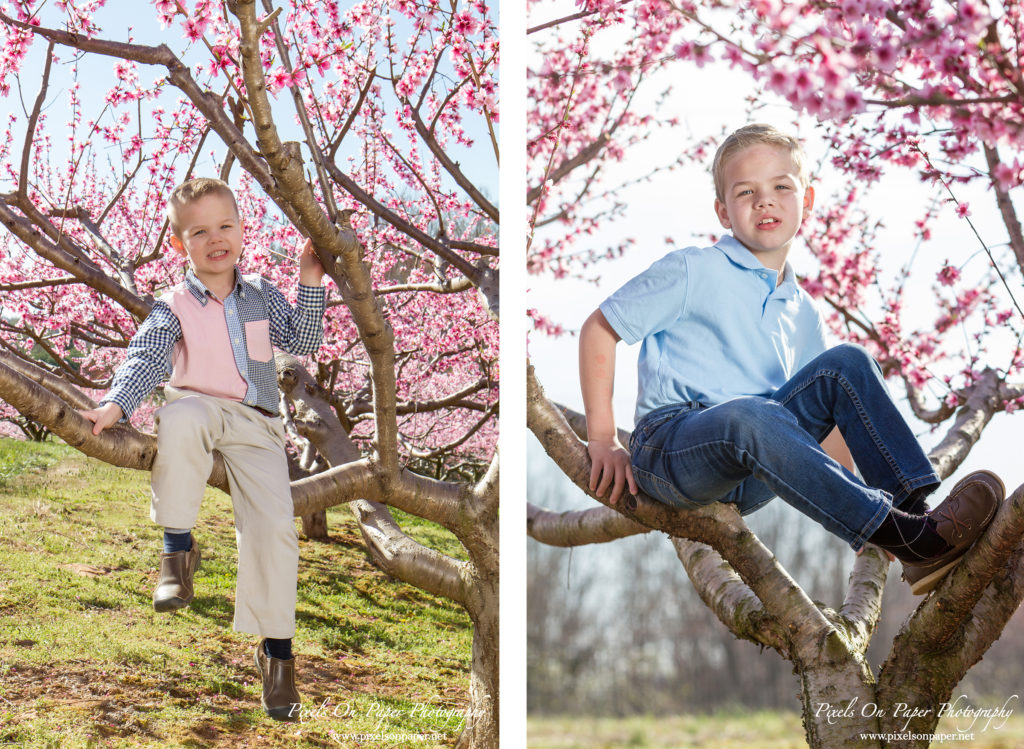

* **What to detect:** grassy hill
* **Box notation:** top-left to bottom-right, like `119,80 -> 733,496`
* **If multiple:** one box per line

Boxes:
0,437 -> 471,748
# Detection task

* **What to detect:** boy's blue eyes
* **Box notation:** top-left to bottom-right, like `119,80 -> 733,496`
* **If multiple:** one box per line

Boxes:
736,185 -> 792,197
191,225 -> 233,235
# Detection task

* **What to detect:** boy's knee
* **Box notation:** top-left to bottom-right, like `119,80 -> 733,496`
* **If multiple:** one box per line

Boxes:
816,342 -> 879,375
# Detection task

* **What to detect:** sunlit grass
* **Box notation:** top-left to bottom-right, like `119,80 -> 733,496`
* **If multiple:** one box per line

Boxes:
0,437 -> 470,747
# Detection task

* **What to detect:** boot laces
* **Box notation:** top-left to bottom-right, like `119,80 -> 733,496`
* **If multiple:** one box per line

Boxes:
935,499 -> 970,540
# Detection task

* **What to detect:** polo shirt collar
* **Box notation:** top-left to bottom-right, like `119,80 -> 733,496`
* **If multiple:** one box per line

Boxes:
184,267 -> 244,305
714,235 -> 799,298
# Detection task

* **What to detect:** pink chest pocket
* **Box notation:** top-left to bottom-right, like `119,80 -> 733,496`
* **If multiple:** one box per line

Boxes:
245,320 -> 273,362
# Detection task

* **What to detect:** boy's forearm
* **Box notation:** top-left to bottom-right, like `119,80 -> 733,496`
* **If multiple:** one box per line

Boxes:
579,309 -> 621,442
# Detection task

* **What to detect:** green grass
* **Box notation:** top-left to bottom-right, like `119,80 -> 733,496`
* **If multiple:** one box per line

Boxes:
0,437 -> 471,747
527,711 -> 1024,748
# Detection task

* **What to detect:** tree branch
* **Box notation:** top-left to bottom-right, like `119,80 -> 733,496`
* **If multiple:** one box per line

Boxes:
927,368 -> 1003,479
671,537 -> 789,653
0,195 -> 152,320
0,350 -> 96,410
985,143 -> 1024,276
406,106 -> 498,224
902,481 -> 1024,652
276,352 -> 474,594
527,501 -> 649,546
231,0 -> 402,477
351,499 -> 471,607
18,40 -> 54,195
838,547 -> 889,655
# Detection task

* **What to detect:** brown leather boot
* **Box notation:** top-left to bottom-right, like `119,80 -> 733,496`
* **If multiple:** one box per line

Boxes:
902,470 -> 1003,595
152,540 -> 201,612
254,639 -> 301,721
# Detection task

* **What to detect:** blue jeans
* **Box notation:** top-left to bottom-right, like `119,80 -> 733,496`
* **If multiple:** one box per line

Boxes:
629,344 -> 940,549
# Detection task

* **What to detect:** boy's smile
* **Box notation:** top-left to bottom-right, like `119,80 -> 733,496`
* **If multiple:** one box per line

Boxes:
713,143 -> 814,272
169,192 -> 244,297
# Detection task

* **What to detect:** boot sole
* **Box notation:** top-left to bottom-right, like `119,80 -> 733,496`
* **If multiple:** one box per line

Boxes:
152,552 -> 201,612
909,556 -> 964,595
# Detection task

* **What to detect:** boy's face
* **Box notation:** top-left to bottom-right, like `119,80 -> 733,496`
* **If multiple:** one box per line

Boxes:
169,192 -> 243,283
713,143 -> 814,263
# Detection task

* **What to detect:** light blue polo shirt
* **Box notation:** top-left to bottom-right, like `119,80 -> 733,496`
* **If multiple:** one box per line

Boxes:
600,235 -> 829,425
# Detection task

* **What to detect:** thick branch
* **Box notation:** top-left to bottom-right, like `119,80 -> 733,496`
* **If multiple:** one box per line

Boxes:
0,350 -> 96,410
901,481 -> 1024,651
526,501 -> 649,545
231,0 -> 402,477
351,499 -> 471,607
877,539 -> 1024,736
672,537 -> 788,653
838,548 -> 889,655
0,358 -> 226,488
288,458 -> 379,516
277,352 -> 473,597
904,380 -> 956,424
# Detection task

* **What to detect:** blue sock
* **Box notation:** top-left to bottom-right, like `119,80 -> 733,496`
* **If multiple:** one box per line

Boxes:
264,638 -> 293,660
163,529 -> 193,554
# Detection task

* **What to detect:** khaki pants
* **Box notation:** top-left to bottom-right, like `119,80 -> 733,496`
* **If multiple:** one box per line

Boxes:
150,387 -> 297,638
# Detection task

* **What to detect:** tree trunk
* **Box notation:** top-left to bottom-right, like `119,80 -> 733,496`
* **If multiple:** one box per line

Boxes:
458,575 -> 499,749
795,645 -> 883,748
301,510 -> 329,539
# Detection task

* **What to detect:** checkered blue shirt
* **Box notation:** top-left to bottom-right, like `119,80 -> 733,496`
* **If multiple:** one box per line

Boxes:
102,268 -> 326,418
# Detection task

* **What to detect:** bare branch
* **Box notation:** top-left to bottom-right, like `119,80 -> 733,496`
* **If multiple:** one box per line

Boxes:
927,368 -> 1003,479
838,548 -> 889,655
672,537 -> 789,653
352,499 -> 471,607
0,276 -> 80,291
375,276 -> 475,295
527,501 -> 649,545
19,40 -> 54,195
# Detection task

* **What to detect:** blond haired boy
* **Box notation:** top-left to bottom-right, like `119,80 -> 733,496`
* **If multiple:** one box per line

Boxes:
81,178 -> 326,720
580,124 -> 1003,595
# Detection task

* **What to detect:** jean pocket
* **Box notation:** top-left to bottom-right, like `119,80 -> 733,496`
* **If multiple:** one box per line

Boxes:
636,405 -> 692,441
633,466 -> 702,510
244,320 -> 273,362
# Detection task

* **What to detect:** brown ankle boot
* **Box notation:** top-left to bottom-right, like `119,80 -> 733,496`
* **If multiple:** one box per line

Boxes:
254,639 -> 301,721
152,540 -> 201,612
902,470 -> 1003,595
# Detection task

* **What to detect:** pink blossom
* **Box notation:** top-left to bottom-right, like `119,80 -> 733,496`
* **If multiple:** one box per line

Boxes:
937,263 -> 960,286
